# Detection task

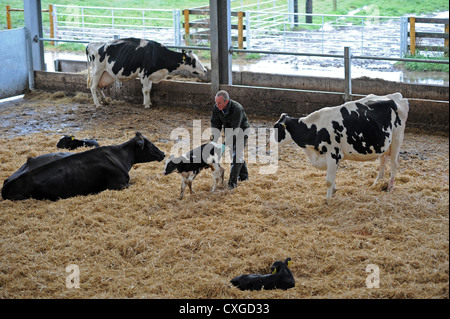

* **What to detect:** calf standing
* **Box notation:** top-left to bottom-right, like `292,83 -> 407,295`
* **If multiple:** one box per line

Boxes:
162,142 -> 225,199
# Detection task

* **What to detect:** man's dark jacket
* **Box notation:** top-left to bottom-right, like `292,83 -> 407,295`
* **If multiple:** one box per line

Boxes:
211,99 -> 250,141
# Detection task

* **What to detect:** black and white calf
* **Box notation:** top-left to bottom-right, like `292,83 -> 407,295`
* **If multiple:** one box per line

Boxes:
230,258 -> 295,291
56,135 -> 99,150
273,93 -> 409,198
162,142 -> 225,199
86,37 -> 207,108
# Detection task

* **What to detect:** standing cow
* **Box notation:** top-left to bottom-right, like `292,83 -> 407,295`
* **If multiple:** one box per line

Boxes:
86,37 -> 207,108
272,93 -> 409,198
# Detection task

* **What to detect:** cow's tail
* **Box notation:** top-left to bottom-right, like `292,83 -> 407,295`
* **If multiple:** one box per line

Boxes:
86,44 -> 91,89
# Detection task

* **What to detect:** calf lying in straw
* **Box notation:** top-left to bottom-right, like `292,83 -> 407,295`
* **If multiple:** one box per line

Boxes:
230,258 -> 295,291
57,135 -> 99,150
162,142 -> 225,199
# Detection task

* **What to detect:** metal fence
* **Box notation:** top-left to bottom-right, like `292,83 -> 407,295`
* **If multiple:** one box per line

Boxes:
49,4 -> 408,57
51,5 -> 181,46
245,12 -> 403,57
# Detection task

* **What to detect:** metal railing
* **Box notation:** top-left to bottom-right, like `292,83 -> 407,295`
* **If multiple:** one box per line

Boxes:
52,5 -> 182,46
49,5 -> 411,58
244,11 -> 403,57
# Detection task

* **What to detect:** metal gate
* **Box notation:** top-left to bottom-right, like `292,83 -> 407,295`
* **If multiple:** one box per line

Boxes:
0,28 -> 29,99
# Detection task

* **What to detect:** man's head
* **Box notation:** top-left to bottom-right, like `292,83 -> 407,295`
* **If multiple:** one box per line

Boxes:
215,90 -> 229,111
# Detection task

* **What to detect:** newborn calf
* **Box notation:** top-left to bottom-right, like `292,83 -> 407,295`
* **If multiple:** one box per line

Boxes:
57,135 -> 99,150
230,258 -> 295,291
162,142 -> 225,199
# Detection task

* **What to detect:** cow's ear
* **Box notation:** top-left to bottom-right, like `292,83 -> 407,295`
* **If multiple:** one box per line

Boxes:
135,132 -> 145,150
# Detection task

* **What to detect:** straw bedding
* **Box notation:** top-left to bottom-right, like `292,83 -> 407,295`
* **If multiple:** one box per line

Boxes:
0,90 -> 448,298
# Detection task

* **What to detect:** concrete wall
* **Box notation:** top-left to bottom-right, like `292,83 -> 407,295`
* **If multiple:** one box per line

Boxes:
34,70 -> 449,131
56,59 -> 449,102
0,28 -> 29,99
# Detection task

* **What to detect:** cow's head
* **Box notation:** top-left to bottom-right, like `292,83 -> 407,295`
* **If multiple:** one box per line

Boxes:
162,155 -> 178,176
134,132 -> 165,163
272,113 -> 293,145
270,257 -> 292,275
181,50 -> 207,76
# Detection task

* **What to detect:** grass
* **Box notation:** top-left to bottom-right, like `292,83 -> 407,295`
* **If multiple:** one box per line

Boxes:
2,0 -> 448,30
396,54 -> 449,72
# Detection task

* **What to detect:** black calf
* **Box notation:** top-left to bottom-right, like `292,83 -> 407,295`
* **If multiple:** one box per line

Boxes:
230,258 -> 295,291
57,135 -> 99,150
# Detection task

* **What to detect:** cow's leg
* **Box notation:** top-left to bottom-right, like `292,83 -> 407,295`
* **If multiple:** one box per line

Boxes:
210,163 -> 222,192
99,88 -> 108,104
186,172 -> 196,194
179,172 -> 189,199
325,158 -> 338,199
372,153 -> 388,187
140,77 -> 153,108
387,140 -> 402,192
219,165 -> 225,185
89,74 -> 102,107
91,71 -> 115,107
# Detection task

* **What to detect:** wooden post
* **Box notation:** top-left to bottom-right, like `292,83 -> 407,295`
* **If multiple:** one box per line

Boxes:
445,23 -> 449,57
6,5 -> 12,29
306,0 -> 313,24
49,4 -> 54,46
238,11 -> 244,50
410,17 -> 416,55
183,9 -> 190,45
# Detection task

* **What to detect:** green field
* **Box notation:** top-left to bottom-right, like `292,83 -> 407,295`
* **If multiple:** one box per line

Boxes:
1,0 -> 449,30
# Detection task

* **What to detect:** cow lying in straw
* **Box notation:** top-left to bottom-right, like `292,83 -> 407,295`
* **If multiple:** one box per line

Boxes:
162,142 -> 225,199
56,135 -> 99,150
230,258 -> 295,291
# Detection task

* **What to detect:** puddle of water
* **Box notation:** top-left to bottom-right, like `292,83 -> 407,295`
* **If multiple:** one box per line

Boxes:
232,59 -> 448,85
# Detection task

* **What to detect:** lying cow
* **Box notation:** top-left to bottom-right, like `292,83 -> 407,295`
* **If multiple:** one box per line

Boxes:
86,37 -> 207,108
230,258 -> 295,291
273,93 -> 409,198
56,135 -> 99,150
2,132 -> 165,201
162,142 -> 225,199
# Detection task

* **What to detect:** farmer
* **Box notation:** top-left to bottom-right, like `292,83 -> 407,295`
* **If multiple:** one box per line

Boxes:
211,90 -> 250,189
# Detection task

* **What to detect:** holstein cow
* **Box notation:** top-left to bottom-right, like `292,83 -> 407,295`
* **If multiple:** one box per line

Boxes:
273,93 -> 409,198
162,142 -> 225,199
2,132 -> 165,201
230,258 -> 295,291
56,135 -> 99,150
86,37 -> 207,108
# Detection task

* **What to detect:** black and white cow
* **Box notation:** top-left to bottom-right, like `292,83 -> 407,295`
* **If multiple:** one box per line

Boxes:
2,132 -> 165,201
86,37 -> 207,108
230,258 -> 295,291
162,142 -> 225,199
56,135 -> 99,150
273,93 -> 409,198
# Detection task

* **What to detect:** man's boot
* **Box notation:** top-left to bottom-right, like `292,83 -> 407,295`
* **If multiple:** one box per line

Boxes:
228,163 -> 242,189
238,162 -> 249,181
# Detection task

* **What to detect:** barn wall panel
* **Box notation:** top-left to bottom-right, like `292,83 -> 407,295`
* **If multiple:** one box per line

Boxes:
34,71 -> 449,131
0,28 -> 29,99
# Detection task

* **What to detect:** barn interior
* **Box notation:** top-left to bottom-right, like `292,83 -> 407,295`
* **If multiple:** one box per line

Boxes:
0,0 -> 448,300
